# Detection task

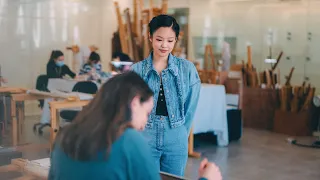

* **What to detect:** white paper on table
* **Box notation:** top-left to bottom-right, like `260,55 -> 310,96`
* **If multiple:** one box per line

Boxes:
30,158 -> 51,168
25,158 -> 50,178
68,92 -> 94,100
50,90 -> 93,100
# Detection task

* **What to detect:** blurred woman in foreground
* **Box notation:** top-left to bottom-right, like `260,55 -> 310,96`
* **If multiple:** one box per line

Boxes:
49,71 -> 221,180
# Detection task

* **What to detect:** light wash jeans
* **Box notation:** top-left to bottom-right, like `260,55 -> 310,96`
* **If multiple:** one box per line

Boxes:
40,98 -> 53,124
142,115 -> 188,177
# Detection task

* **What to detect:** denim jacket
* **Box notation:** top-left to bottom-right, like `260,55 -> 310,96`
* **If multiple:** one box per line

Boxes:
131,53 -> 200,133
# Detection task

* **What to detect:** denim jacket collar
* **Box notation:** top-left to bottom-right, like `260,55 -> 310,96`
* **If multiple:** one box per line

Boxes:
143,52 -> 179,79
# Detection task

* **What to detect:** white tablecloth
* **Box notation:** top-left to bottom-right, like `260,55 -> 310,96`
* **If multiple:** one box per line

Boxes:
192,84 -> 229,146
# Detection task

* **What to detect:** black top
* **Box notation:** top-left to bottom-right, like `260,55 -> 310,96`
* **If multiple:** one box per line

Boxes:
46,60 -> 76,79
155,82 -> 168,116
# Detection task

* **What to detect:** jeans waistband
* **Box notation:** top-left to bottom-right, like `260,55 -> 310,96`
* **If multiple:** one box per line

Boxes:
149,115 -> 171,130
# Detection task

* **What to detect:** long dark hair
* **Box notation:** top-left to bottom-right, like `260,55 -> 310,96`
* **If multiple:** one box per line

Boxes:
49,50 -> 64,62
88,52 -> 101,63
56,71 -> 154,161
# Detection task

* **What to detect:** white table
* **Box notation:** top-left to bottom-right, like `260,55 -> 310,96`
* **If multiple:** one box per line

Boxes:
47,79 -> 78,92
47,78 -> 101,92
40,79 -> 96,124
192,84 -> 229,146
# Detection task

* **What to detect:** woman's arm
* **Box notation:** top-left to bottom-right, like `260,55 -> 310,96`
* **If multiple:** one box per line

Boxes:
79,64 -> 92,75
184,64 -> 201,134
125,130 -> 161,180
63,65 -> 76,78
0,77 -> 7,83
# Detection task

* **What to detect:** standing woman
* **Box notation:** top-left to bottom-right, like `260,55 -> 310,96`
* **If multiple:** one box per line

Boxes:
131,15 -> 201,176
47,50 -> 76,79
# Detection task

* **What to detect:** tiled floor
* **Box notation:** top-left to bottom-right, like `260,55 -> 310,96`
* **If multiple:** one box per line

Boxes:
0,116 -> 319,180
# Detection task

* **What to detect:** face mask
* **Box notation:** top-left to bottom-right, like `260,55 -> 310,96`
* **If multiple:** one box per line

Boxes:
94,64 -> 100,69
111,61 -> 122,68
56,61 -> 64,67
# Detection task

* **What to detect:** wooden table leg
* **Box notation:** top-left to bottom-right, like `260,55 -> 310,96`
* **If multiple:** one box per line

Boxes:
11,99 -> 18,146
17,102 -> 25,143
188,128 -> 201,158
50,107 -> 58,151
2,96 -> 7,130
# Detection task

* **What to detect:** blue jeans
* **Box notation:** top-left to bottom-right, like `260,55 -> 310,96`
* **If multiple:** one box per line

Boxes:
142,115 -> 189,177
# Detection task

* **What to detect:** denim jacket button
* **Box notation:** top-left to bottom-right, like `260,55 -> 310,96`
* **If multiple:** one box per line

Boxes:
172,115 -> 174,118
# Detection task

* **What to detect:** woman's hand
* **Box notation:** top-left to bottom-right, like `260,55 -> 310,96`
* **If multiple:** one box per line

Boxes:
198,158 -> 222,180
1,77 -> 7,83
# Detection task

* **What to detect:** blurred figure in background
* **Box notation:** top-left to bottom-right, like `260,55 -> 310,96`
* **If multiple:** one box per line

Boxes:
47,50 -> 76,79
79,52 -> 103,80
0,77 -> 7,84
111,52 -> 133,74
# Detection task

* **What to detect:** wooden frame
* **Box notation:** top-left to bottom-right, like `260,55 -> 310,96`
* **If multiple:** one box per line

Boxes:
10,93 -> 54,146
48,100 -> 90,150
188,128 -> 201,158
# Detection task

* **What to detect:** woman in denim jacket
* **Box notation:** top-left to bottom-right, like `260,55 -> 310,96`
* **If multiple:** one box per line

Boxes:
131,15 -> 201,176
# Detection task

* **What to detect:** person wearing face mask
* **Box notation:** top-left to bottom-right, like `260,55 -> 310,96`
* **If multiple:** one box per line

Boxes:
131,15 -> 201,177
111,52 -> 133,74
79,52 -> 102,77
47,50 -> 76,79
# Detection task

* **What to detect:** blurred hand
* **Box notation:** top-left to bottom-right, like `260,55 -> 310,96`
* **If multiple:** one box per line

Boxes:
1,77 -> 7,83
198,158 -> 222,180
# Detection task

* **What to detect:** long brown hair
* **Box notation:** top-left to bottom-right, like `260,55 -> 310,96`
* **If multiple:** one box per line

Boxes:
56,71 -> 154,161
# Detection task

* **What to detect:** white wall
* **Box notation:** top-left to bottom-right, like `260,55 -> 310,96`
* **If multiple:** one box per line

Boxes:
0,0 -> 115,115
188,0 -> 320,93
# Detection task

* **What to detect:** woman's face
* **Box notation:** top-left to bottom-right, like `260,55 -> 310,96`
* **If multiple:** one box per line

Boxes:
130,96 -> 153,131
150,27 -> 177,58
90,60 -> 100,66
55,55 -> 64,62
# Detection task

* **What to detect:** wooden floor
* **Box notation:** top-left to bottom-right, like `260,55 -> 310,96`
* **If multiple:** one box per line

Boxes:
0,116 -> 319,180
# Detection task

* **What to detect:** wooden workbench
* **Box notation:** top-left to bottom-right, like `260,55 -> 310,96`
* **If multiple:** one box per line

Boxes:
10,93 -> 54,146
48,100 -> 90,149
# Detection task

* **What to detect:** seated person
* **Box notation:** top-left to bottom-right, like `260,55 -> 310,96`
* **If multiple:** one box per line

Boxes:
79,51 -> 102,77
49,71 -> 221,180
47,50 -> 76,79
111,52 -> 133,74
79,52 -> 112,81
37,50 -> 76,130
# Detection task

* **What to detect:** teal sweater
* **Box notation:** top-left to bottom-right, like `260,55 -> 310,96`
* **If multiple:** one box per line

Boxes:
48,128 -> 161,180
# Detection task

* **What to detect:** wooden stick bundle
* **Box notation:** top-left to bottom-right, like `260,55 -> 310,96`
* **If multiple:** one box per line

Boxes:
113,0 -> 169,60
198,44 -> 217,84
259,51 -> 283,88
279,83 -> 315,112
114,1 -> 129,54
241,45 -> 259,87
